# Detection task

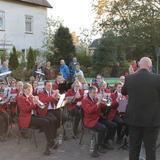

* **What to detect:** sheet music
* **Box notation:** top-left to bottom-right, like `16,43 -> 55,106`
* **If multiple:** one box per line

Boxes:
54,94 -> 65,110
117,99 -> 128,113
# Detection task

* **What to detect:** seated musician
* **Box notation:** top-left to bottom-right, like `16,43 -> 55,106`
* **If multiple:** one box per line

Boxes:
38,81 -> 66,135
5,79 -> 18,123
0,81 -> 9,140
17,83 -> 55,155
16,81 -> 24,96
92,74 -> 104,92
107,83 -> 124,144
53,73 -> 68,94
97,81 -> 117,149
65,80 -> 84,137
82,86 -> 109,157
31,80 -> 40,96
98,81 -> 111,95
77,75 -> 89,90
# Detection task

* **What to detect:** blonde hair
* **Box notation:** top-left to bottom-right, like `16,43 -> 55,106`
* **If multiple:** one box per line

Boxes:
23,83 -> 32,90
77,75 -> 87,84
72,80 -> 82,89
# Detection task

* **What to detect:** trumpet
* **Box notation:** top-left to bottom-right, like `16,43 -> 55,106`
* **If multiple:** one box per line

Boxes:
29,95 -> 46,109
102,94 -> 112,107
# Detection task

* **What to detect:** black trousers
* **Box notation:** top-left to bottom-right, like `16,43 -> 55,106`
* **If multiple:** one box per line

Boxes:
92,119 -> 107,146
69,106 -> 81,135
112,115 -> 124,140
129,126 -> 159,160
48,109 -> 67,128
37,114 -> 57,139
0,112 -> 9,136
105,120 -> 117,141
30,115 -> 53,144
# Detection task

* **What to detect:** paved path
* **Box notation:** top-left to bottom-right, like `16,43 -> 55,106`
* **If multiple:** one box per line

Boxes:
0,129 -> 160,160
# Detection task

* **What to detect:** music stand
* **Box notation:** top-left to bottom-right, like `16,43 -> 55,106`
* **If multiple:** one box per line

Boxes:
35,71 -> 45,81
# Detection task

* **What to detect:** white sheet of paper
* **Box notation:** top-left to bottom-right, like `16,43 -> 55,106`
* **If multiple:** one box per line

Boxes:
117,99 -> 128,113
55,94 -> 65,109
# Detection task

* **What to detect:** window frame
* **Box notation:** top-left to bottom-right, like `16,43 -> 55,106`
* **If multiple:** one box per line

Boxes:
25,15 -> 33,34
0,10 -> 5,31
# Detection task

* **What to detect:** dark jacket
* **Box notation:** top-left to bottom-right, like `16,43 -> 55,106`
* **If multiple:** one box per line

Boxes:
122,69 -> 160,127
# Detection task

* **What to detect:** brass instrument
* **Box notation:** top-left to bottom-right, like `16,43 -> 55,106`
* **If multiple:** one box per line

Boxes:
98,91 -> 112,107
29,95 -> 46,109
102,94 -> 112,107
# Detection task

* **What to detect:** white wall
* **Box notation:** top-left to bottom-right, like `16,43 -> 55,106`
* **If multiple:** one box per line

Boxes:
0,0 -> 47,52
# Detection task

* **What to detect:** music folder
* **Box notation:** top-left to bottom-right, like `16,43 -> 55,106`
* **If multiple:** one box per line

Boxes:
54,94 -> 66,110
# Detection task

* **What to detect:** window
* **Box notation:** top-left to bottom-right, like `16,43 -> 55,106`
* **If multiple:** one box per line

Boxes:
0,11 -> 5,31
25,15 -> 33,33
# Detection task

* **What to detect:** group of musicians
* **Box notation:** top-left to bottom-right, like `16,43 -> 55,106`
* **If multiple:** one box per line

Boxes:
0,73 -> 128,157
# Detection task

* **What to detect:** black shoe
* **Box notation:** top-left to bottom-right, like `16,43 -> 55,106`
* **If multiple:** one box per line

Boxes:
91,151 -> 100,158
116,138 -> 122,145
49,141 -> 58,150
43,149 -> 51,156
52,142 -> 59,150
105,140 -> 114,150
98,146 -> 107,154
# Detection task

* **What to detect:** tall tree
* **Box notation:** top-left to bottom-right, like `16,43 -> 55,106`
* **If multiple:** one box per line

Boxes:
27,47 -> 36,70
53,25 -> 75,65
9,46 -> 19,70
93,31 -> 117,75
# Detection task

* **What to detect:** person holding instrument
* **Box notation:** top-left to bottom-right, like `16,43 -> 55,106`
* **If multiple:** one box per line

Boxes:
122,57 -> 160,160
66,80 -> 84,137
17,83 -> 55,155
82,86 -> 109,157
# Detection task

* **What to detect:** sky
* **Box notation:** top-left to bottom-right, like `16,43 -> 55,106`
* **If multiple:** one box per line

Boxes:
47,0 -> 95,35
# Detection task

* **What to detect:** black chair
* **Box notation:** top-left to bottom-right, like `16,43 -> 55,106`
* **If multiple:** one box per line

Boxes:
79,108 -> 98,155
17,127 -> 38,148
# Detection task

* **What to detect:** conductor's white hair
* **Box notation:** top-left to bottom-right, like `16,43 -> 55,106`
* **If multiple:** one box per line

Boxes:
139,57 -> 152,69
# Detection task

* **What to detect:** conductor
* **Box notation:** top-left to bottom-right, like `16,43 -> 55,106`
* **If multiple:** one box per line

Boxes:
122,57 -> 160,160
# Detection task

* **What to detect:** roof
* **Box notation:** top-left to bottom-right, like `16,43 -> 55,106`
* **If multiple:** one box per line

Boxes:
16,0 -> 52,8
89,39 -> 101,49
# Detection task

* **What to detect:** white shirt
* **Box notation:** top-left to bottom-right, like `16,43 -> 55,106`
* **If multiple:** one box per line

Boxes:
46,90 -> 54,110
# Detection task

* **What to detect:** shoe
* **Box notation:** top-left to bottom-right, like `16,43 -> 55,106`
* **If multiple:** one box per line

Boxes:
43,149 -> 51,156
98,146 -> 107,154
116,137 -> 122,145
52,142 -> 59,150
91,151 -> 100,158
49,141 -> 58,150
105,142 -> 114,150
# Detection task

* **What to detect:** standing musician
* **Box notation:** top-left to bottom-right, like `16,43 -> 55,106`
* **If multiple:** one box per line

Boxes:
82,86 -> 110,157
65,80 -> 84,137
17,83 -> 55,155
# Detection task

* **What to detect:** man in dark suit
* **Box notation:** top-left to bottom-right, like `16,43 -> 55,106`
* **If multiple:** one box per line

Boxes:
122,57 -> 160,160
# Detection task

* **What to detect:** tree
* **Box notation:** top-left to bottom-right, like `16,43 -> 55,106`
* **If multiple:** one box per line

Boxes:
93,31 -> 117,75
93,0 -> 160,61
53,25 -> 75,65
43,17 -> 63,51
27,47 -> 36,70
9,46 -> 19,70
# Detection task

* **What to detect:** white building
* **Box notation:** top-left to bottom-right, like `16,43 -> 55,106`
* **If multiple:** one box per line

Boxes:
0,0 -> 52,53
